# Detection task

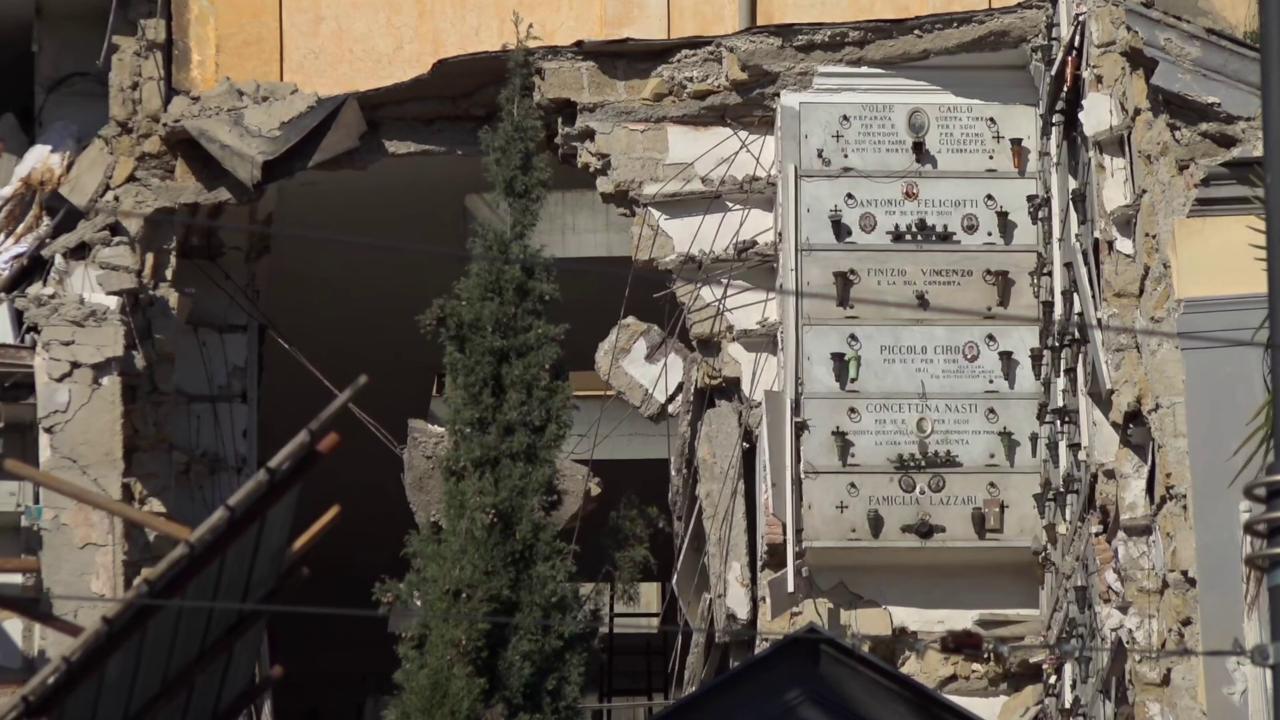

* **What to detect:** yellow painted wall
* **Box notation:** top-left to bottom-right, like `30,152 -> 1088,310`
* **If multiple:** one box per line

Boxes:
1203,0 -> 1259,37
757,0 -> 1020,25
1172,215 -> 1267,300
172,0 -> 280,93
174,0 -> 1028,96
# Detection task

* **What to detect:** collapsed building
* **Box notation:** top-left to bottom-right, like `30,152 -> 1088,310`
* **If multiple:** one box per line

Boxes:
0,0 -> 1268,718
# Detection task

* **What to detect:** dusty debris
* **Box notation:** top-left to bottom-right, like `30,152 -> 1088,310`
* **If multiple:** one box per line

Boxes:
402,419 -> 601,530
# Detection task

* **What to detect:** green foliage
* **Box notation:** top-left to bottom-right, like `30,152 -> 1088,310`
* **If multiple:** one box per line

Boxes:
383,15 -> 592,719
603,497 -> 667,606
1232,178 -> 1270,482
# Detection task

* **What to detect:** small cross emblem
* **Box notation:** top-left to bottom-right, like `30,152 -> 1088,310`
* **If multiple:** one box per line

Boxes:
835,501 -> 850,514
831,130 -> 845,143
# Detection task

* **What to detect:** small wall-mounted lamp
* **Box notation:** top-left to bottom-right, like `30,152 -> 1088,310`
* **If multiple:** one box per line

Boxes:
997,426 -> 1016,466
1073,575 -> 1089,613
1070,187 -> 1088,219
830,351 -> 850,389
1030,346 -> 1046,381
1026,193 -> 1045,224
832,270 -> 855,309
998,350 -> 1016,386
1032,486 -> 1048,518
1029,430 -> 1041,459
831,428 -> 853,467
984,268 -> 1013,309
995,207 -> 1011,239
828,206 -> 845,242
1009,137 -> 1026,172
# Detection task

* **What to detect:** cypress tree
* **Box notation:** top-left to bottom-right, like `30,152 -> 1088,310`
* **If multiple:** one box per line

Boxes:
386,18 -> 591,720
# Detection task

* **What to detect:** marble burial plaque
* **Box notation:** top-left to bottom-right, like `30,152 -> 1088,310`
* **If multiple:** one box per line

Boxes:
802,325 -> 1041,395
801,471 -> 1040,545
800,176 -> 1041,246
801,397 -> 1041,471
799,102 -> 1038,173
801,249 -> 1040,322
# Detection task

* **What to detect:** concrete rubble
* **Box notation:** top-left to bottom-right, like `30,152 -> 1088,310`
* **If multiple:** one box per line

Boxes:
401,418 -> 601,530
594,316 -> 689,419
0,0 -> 1258,715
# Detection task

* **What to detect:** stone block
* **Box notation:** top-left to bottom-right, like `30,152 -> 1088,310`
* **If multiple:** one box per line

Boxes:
687,82 -> 719,99
640,77 -> 670,102
58,139 -> 113,212
140,79 -> 166,120
96,270 -> 140,295
595,317 -> 688,419
998,684 -> 1044,720
109,155 -> 136,188
93,245 -> 140,273
40,324 -> 126,366
723,52 -> 750,85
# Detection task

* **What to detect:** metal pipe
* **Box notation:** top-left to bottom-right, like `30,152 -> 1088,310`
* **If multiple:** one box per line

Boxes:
0,556 -> 39,573
738,0 -> 755,30
1261,0 -> 1280,713
1,458 -> 193,542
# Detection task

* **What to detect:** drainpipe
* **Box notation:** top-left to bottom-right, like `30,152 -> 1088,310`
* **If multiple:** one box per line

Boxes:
1244,1 -> 1280,717
738,0 -> 755,31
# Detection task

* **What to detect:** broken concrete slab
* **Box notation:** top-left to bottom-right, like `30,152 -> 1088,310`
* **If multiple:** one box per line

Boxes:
595,316 -> 688,419
402,419 -> 600,530
696,402 -> 751,639
165,81 -> 368,188
58,139 -> 114,213
39,324 -> 127,367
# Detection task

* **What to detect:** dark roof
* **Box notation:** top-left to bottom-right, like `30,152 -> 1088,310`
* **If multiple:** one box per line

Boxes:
657,624 -> 981,720
0,378 -> 366,719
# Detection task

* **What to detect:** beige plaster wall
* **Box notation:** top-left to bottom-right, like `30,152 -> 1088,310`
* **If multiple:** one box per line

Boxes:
1172,215 -> 1266,300
173,0 -> 1030,96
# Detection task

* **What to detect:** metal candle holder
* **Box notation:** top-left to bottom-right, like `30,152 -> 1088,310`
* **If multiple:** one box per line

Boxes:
998,350 -> 1016,386
997,426 -> 1016,467
995,207 -> 1011,239
1009,137 -> 1026,172
984,268 -> 1013,309
1070,187 -> 1088,219
831,428 -> 854,467
830,351 -> 850,390
832,270 -> 855,309
1030,346 -> 1045,380
828,206 -> 845,242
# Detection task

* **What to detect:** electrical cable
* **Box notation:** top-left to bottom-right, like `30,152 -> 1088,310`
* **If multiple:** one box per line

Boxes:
42,592 -> 1262,664
51,200 -> 1273,351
